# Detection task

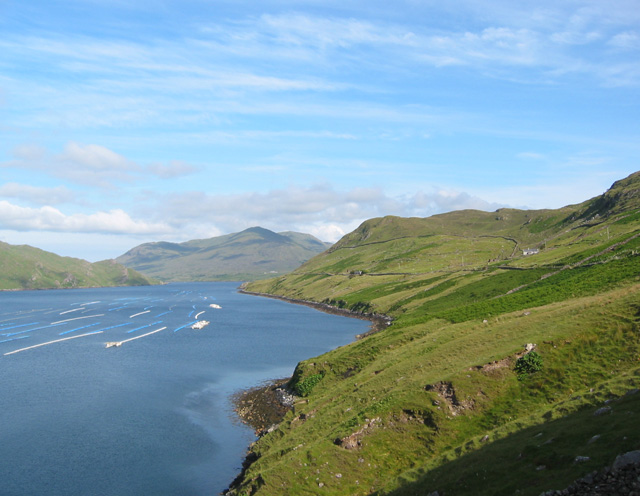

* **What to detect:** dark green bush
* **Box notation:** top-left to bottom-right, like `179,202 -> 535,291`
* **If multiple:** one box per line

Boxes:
293,373 -> 324,397
515,351 -> 543,380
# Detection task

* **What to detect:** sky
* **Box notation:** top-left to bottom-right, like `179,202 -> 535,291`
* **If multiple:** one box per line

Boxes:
1,0 -> 639,262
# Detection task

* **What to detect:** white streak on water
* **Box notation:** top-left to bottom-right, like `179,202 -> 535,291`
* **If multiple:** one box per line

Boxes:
129,310 -> 151,318
4,331 -> 104,356
127,321 -> 163,334
58,322 -> 102,336
112,327 -> 167,347
51,315 -> 104,325
59,308 -> 83,315
173,322 -> 197,332
0,335 -> 29,344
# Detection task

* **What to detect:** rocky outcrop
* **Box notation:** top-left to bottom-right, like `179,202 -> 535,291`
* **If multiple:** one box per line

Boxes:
425,381 -> 475,416
232,379 -> 296,435
334,417 -> 381,450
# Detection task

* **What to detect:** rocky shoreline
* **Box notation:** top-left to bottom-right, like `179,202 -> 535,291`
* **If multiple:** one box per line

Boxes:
225,288 -> 388,494
231,378 -> 297,435
226,379 -> 298,495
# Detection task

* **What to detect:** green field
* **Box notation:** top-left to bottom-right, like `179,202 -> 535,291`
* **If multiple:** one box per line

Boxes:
232,171 -> 640,495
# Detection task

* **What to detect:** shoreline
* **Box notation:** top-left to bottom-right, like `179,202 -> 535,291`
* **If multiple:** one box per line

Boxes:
238,286 -> 392,339
230,378 -> 295,435
226,287 -> 392,494
231,286 -> 391,430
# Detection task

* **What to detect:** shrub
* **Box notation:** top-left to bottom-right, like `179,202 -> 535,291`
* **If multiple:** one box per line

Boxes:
293,373 -> 325,397
515,351 -> 543,380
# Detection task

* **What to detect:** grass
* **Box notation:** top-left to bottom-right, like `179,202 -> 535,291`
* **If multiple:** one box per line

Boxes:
230,284 -> 640,495
232,173 -> 640,495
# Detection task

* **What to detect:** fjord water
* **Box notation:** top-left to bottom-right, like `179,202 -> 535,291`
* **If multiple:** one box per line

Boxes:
0,282 -> 368,496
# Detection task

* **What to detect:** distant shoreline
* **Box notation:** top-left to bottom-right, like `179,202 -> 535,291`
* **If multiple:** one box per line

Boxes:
238,285 -> 392,339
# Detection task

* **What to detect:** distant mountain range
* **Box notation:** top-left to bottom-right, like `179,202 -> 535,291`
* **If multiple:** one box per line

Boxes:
115,227 -> 333,282
0,241 -> 156,290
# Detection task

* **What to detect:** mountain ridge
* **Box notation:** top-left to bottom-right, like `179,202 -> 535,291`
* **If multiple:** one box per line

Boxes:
116,227 -> 332,282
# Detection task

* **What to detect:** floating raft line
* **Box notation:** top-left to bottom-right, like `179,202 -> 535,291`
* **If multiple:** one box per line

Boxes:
106,327 -> 167,348
4,331 -> 104,356
127,321 -> 163,334
59,308 -> 84,315
173,321 -> 197,332
59,321 -> 102,336
195,311 -> 205,319
5,322 -> 65,337
0,322 -> 40,332
51,314 -> 104,325
129,310 -> 151,318
0,335 -> 30,344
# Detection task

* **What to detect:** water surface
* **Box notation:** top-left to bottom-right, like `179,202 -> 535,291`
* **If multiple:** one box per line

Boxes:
0,282 -> 368,495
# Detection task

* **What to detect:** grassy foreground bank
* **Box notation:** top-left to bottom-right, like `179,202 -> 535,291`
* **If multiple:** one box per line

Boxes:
229,172 -> 640,495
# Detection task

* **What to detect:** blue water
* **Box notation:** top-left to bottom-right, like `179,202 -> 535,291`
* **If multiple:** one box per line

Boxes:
0,282 -> 368,495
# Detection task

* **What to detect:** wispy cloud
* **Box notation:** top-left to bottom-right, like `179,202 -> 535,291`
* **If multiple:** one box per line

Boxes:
0,183 -> 75,206
2,142 -> 197,187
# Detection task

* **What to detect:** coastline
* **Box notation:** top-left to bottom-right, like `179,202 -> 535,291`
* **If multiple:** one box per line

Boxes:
231,284 -> 391,430
226,287 -> 391,494
238,285 -> 392,339
231,378 -> 295,435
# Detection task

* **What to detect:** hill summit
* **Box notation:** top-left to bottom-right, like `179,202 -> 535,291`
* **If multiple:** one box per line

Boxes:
116,227 -> 332,282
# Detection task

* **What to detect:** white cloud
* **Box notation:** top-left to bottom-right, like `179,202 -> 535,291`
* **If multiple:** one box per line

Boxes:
0,201 -> 170,235
146,160 -> 198,179
3,142 -> 197,187
59,142 -> 131,172
0,183 -> 75,205
146,183 -> 499,242
608,31 -> 640,50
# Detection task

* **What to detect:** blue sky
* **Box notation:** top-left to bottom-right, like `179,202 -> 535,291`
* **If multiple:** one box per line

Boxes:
1,0 -> 639,261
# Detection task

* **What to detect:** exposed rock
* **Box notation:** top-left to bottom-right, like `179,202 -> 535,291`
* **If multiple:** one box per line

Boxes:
232,378 -> 296,434
593,406 -> 612,416
425,381 -> 474,416
335,418 -> 380,450
587,434 -> 601,444
472,343 -> 537,374
613,450 -> 640,470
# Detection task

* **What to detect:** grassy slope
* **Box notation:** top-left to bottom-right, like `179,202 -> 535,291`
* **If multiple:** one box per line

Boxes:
235,172 -> 640,495
116,227 -> 332,282
0,242 -> 157,290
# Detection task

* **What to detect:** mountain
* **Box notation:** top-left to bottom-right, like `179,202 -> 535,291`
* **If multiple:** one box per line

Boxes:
0,242 -> 157,290
116,227 -> 332,282
234,171 -> 640,496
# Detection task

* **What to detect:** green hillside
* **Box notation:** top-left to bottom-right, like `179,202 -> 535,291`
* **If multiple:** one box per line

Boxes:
234,171 -> 640,495
116,227 -> 332,282
0,242 -> 157,290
